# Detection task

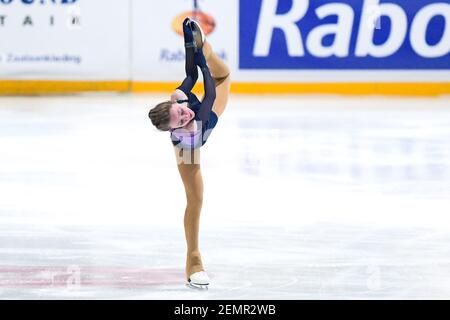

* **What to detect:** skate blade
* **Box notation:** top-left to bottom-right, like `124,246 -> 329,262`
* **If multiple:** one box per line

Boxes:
186,282 -> 209,290
189,21 -> 205,52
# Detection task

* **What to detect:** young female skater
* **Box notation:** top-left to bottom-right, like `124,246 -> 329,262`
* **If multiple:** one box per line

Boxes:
148,18 -> 230,289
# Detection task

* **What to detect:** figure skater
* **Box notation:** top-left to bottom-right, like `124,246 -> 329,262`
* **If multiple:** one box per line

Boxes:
148,18 -> 230,289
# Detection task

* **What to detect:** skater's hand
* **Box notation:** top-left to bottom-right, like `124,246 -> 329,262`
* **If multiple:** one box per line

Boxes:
194,49 -> 207,68
182,18 -> 194,44
171,89 -> 188,103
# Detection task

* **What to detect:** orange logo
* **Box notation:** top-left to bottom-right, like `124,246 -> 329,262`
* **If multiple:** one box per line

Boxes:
172,11 -> 216,37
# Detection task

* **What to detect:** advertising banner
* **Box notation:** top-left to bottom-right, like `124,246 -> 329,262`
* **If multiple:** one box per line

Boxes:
131,0 -> 235,82
240,0 -> 450,70
0,0 -> 130,81
132,0 -> 450,88
0,0 -> 449,94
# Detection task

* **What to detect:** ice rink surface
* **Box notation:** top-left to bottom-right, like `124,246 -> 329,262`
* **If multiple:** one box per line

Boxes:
0,93 -> 450,299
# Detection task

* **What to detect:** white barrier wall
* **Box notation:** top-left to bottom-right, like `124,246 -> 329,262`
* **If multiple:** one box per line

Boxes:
0,0 -> 130,80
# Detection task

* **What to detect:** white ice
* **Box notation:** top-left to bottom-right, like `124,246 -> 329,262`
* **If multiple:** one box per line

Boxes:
0,93 -> 449,299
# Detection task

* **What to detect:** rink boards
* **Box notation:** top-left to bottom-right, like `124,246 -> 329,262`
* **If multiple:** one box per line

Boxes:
0,0 -> 449,95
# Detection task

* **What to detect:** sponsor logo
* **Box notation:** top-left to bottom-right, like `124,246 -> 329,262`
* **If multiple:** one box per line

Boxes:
172,11 -> 216,37
171,0 -> 216,37
161,0 -> 226,63
0,0 -> 80,28
240,0 -> 450,69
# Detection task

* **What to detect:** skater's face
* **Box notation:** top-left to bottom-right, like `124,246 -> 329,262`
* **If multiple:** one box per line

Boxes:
169,101 -> 195,129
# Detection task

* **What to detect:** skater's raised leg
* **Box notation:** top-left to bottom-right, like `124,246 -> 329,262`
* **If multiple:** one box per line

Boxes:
202,40 -> 231,117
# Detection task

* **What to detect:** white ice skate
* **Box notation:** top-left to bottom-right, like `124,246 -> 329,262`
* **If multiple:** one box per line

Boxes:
187,271 -> 210,290
189,19 -> 206,52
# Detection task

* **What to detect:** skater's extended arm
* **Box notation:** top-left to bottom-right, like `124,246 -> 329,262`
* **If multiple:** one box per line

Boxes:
178,19 -> 198,96
195,49 -> 216,123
